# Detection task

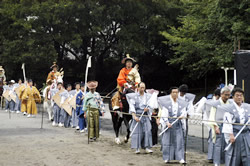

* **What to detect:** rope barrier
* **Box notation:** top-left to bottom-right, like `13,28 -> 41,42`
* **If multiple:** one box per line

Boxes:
2,95 -> 250,126
4,98 -> 41,102
108,110 -> 250,126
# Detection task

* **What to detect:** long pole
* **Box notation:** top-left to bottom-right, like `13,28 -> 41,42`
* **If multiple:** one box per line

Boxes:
0,96 -> 3,109
184,118 -> 188,164
22,63 -> 27,83
129,111 -> 145,137
224,119 -> 250,151
84,56 -> 92,95
87,105 -> 90,144
202,110 -> 204,152
129,92 -> 158,137
9,101 -> 11,119
84,56 -> 91,144
224,68 -> 228,86
41,104 -> 44,129
103,87 -> 117,98
158,118 -> 179,136
202,74 -> 207,153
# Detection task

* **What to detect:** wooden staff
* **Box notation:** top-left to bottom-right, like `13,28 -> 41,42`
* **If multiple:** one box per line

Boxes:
87,104 -> 90,144
224,118 -> 250,151
158,118 -> 179,136
21,63 -> 27,83
184,117 -> 188,164
41,102 -> 44,129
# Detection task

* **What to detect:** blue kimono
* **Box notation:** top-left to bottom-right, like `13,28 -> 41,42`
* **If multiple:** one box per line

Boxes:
222,102 -> 250,166
159,95 -> 188,162
76,90 -> 85,116
71,89 -> 80,128
76,90 -> 86,130
128,92 -> 153,149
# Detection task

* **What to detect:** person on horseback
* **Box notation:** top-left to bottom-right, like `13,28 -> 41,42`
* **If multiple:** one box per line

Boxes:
44,62 -> 64,122
112,54 -> 141,110
117,54 -> 141,92
46,62 -> 60,85
111,54 -> 141,144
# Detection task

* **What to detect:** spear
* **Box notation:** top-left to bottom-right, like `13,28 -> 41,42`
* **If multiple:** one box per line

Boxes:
129,92 -> 158,137
159,118 -> 179,136
224,118 -> 250,151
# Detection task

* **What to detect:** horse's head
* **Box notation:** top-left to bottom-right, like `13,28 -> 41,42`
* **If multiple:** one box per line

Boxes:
50,82 -> 57,90
54,69 -> 64,83
50,68 -> 64,87
56,75 -> 63,84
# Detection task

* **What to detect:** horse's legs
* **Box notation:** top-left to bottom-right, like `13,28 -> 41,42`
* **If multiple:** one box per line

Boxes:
111,111 -> 119,138
44,101 -> 51,121
123,114 -> 132,142
117,116 -> 123,135
117,117 -> 123,132
48,101 -> 53,121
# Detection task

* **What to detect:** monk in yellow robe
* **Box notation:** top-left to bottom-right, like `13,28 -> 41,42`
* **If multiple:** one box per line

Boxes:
19,83 -> 28,114
21,79 -> 41,117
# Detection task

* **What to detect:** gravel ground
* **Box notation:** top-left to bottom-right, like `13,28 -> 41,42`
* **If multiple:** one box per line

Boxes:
0,108 -> 214,166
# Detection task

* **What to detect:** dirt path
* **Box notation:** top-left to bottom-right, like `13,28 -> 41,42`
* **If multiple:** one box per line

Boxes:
0,110 -> 213,166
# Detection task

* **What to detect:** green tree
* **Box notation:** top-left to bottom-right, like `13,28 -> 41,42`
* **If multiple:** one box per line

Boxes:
161,0 -> 250,78
0,0 -> 185,90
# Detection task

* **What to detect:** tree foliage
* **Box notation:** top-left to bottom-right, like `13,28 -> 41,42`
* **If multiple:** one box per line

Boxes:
162,0 -> 250,78
0,0 -> 184,90
1,0 -> 247,91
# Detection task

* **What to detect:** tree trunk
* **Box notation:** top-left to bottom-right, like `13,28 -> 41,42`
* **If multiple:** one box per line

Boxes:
54,41 -> 63,66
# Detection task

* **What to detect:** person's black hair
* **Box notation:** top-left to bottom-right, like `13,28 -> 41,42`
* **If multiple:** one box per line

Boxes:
138,82 -> 145,88
231,87 -> 244,96
179,84 -> 188,93
125,59 -> 133,64
169,87 -> 179,94
28,79 -> 33,83
57,82 -> 63,86
124,59 -> 135,68
18,78 -> 22,81
74,82 -> 80,87
214,88 -> 221,97
66,84 -> 72,88
80,82 -> 85,87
